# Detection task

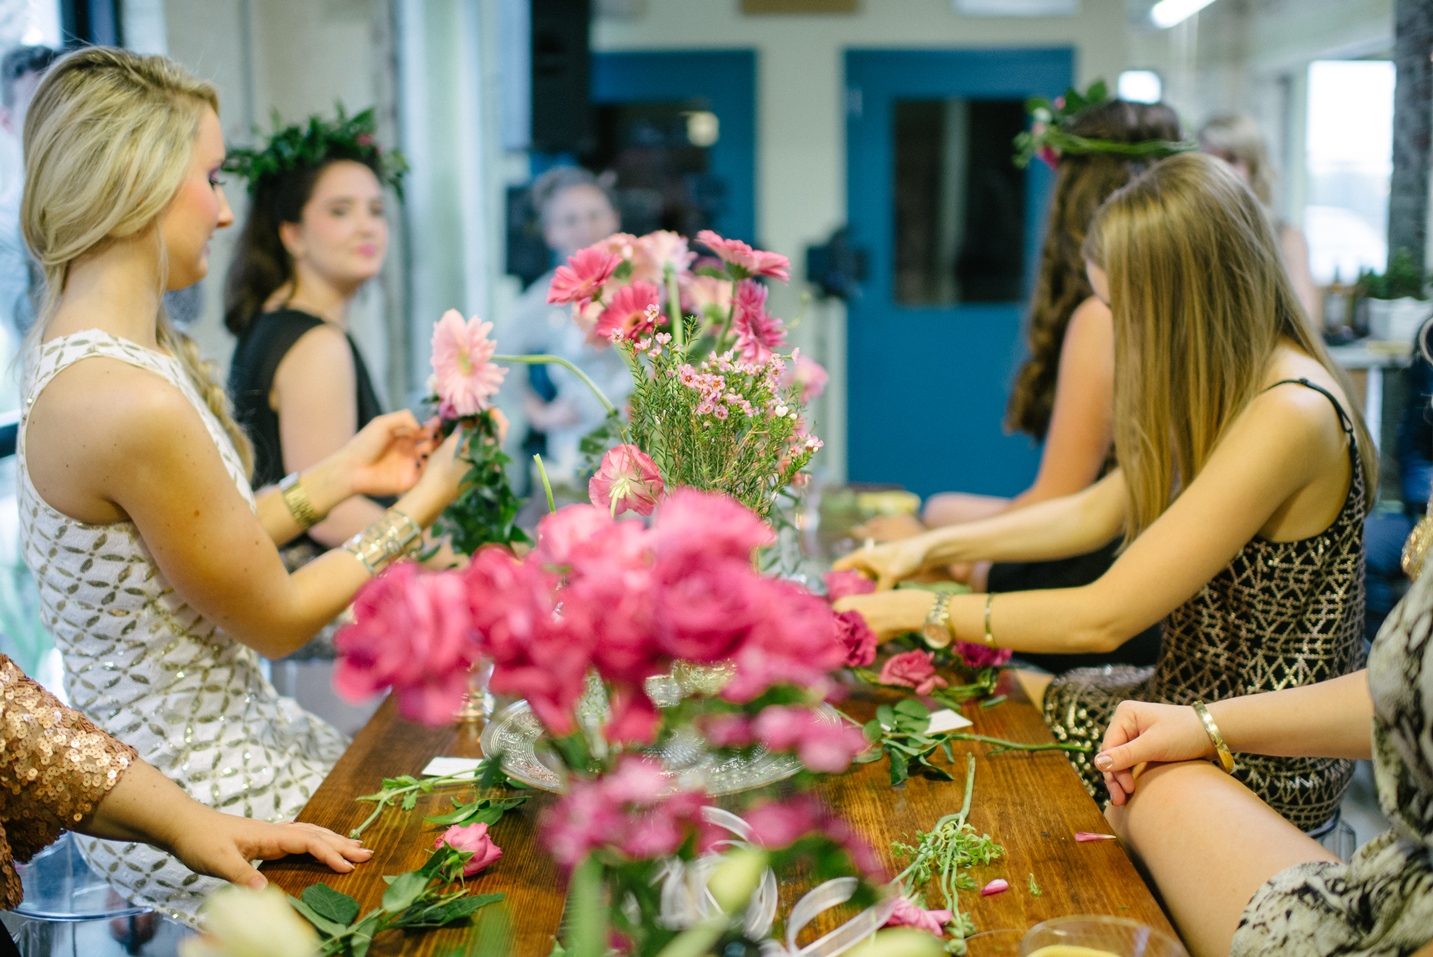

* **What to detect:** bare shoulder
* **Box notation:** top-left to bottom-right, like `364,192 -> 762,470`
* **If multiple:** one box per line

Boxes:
1063,295 -> 1113,344
1245,360 -> 1350,449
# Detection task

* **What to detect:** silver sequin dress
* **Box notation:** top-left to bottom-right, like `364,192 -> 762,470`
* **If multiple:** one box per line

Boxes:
16,331 -> 348,925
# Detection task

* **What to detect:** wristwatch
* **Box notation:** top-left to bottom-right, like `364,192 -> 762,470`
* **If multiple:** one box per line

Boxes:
921,593 -> 954,648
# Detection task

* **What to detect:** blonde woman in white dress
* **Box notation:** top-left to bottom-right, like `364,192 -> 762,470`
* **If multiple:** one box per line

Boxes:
16,48 -> 481,923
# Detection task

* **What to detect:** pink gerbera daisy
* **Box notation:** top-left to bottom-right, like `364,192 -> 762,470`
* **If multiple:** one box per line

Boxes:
732,279 -> 788,365
696,229 -> 790,283
592,281 -> 663,345
430,309 -> 506,418
548,245 -> 622,306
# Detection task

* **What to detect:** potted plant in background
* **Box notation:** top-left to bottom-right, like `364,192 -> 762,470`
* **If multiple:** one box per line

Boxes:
1357,248 -> 1431,344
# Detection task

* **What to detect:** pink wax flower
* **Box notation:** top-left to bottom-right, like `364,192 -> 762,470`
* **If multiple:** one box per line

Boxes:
885,898 -> 953,936
783,350 -> 829,404
954,640 -> 1012,670
548,245 -> 622,306
429,309 -> 506,419
630,230 -> 695,284
434,822 -> 503,876
732,279 -> 788,365
334,564 -> 480,727
878,650 -> 949,697
835,610 -> 878,668
697,229 -> 791,283
751,705 -> 869,774
593,282 -> 662,345
589,444 -> 665,517
824,570 -> 876,602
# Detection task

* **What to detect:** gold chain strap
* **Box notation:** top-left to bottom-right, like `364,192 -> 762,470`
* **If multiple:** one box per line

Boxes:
1402,503 -> 1433,580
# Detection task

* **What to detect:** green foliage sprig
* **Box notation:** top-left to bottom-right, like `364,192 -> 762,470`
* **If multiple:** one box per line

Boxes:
223,104 -> 408,198
349,758 -> 518,839
290,846 -> 504,957
433,411 -> 531,554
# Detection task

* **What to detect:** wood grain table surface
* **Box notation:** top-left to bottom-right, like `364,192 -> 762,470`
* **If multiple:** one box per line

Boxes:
262,671 -> 1178,956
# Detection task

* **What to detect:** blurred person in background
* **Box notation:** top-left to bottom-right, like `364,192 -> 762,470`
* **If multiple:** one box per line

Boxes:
0,46 -> 58,359
1200,113 -> 1320,320
498,166 -> 632,489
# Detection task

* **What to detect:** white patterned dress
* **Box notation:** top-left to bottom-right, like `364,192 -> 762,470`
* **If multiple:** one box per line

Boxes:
16,331 -> 348,925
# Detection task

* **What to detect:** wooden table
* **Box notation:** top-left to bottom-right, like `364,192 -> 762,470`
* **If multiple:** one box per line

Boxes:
263,673 -> 1177,955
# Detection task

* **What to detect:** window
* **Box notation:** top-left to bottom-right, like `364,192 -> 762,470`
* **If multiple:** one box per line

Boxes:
1303,59 -> 1395,284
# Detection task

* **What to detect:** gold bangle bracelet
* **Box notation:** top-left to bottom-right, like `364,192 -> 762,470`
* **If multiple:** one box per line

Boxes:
344,508 -> 424,576
983,593 -> 995,645
279,472 -> 322,529
1193,700 -> 1236,773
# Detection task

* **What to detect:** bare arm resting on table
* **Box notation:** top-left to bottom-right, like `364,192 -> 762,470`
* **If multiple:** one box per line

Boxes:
24,358 -> 470,659
835,375 -> 1355,656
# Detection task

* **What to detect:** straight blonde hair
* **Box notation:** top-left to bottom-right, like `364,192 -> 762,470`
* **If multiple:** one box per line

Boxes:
1085,152 -> 1376,546
21,47 -> 253,474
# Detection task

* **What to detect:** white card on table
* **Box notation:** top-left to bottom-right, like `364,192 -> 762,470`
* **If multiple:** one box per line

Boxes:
421,756 -> 484,777
926,709 -> 973,734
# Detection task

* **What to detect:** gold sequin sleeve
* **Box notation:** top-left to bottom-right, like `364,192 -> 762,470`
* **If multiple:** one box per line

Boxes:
0,654 -> 136,908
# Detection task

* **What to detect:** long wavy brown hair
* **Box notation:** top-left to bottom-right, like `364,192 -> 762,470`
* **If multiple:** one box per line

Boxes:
1084,153 -> 1376,546
1006,100 -> 1183,441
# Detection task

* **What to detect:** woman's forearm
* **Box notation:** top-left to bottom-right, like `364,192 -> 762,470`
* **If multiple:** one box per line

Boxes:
254,455 -> 359,546
79,759 -> 206,850
1205,672 -> 1373,761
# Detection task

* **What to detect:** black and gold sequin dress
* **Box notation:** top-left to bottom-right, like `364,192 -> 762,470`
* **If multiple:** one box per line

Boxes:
1044,379 -> 1367,831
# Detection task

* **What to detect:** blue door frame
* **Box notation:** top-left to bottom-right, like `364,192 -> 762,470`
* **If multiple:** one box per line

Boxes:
845,48 -> 1072,498
590,50 -> 757,244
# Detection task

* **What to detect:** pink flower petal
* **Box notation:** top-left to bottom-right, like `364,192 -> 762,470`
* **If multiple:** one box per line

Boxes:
1075,832 -> 1117,842
980,878 -> 1009,896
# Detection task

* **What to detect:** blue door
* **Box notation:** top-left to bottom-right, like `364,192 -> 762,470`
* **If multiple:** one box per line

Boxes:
845,49 -> 1071,498
590,51 -> 756,244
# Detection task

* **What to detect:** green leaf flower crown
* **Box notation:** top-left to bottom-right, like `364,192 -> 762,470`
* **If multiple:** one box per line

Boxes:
1012,79 -> 1196,170
222,104 -> 409,199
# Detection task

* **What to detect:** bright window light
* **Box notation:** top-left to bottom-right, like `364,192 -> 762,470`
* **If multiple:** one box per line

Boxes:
1150,0 -> 1217,29
1117,70 -> 1162,104
1304,60 -> 1396,283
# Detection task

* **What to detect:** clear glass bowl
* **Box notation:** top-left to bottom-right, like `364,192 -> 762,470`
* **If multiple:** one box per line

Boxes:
1021,916 -> 1188,957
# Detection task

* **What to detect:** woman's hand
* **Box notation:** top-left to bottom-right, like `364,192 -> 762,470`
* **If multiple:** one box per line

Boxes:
833,589 -> 935,641
831,537 -> 929,589
337,410 -> 436,499
1095,700 -> 1215,806
852,513 -> 927,542
168,816 -> 373,890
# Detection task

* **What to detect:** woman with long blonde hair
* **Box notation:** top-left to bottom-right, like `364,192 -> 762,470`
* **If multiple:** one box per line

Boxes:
17,48 -> 478,922
836,153 -> 1374,830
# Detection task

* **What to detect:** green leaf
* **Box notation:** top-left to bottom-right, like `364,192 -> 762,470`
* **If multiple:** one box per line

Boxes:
288,895 -> 349,938
875,704 -> 896,728
382,870 -> 430,913
894,697 -> 930,720
401,791 -> 419,811
888,746 -> 910,786
862,719 -> 883,743
398,893 -> 505,928
302,883 -> 360,927
979,695 -> 1007,709
425,799 -> 487,826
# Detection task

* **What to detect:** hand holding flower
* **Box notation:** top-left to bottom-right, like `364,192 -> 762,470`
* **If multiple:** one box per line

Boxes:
335,410 -> 435,499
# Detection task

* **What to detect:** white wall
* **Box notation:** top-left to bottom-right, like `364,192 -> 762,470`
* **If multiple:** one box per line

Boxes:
592,0 -> 1129,479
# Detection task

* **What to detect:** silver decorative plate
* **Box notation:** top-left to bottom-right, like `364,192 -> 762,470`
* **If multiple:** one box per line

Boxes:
479,697 -> 846,795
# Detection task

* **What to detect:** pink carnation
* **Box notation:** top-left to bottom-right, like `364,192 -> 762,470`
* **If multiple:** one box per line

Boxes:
885,898 -> 953,936
429,309 -> 506,418
751,705 -> 869,774
630,230 -> 695,284
548,245 -> 622,306
589,444 -> 665,517
824,570 -> 876,602
732,279 -> 787,365
954,640 -> 1012,670
434,822 -> 503,876
878,650 -> 948,697
724,578 -> 845,702
696,229 -> 791,283
533,504 -> 612,568
334,564 -> 479,727
652,488 -> 774,565
592,281 -> 662,345
835,610 -> 878,668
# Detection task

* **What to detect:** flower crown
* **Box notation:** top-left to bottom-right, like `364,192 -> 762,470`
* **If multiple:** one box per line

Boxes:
1012,79 -> 1195,170
223,105 -> 408,199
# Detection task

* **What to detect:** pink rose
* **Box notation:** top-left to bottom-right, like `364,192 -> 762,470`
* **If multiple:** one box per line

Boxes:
434,822 -> 503,876
589,444 -> 664,517
824,570 -> 876,602
885,897 -> 953,936
954,640 -> 1012,670
835,610 -> 878,668
548,245 -> 622,306
696,229 -> 791,283
878,650 -> 949,697
653,557 -> 761,663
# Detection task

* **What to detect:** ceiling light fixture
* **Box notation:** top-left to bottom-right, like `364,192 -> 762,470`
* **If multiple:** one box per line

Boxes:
1150,0 -> 1216,28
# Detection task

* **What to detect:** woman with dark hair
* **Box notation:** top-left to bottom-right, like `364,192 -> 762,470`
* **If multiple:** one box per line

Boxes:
225,109 -> 412,560
866,97 -> 1183,674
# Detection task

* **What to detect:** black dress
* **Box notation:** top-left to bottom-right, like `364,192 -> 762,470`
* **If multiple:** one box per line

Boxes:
228,308 -> 387,491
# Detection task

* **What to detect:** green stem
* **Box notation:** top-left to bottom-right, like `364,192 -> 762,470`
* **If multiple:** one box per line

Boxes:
716,275 -> 740,350
533,453 -> 557,513
665,264 -> 685,352
350,768 -> 488,839
566,855 -> 608,957
493,354 -> 616,415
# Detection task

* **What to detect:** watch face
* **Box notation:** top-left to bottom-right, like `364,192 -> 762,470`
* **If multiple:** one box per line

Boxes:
921,622 -> 952,649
